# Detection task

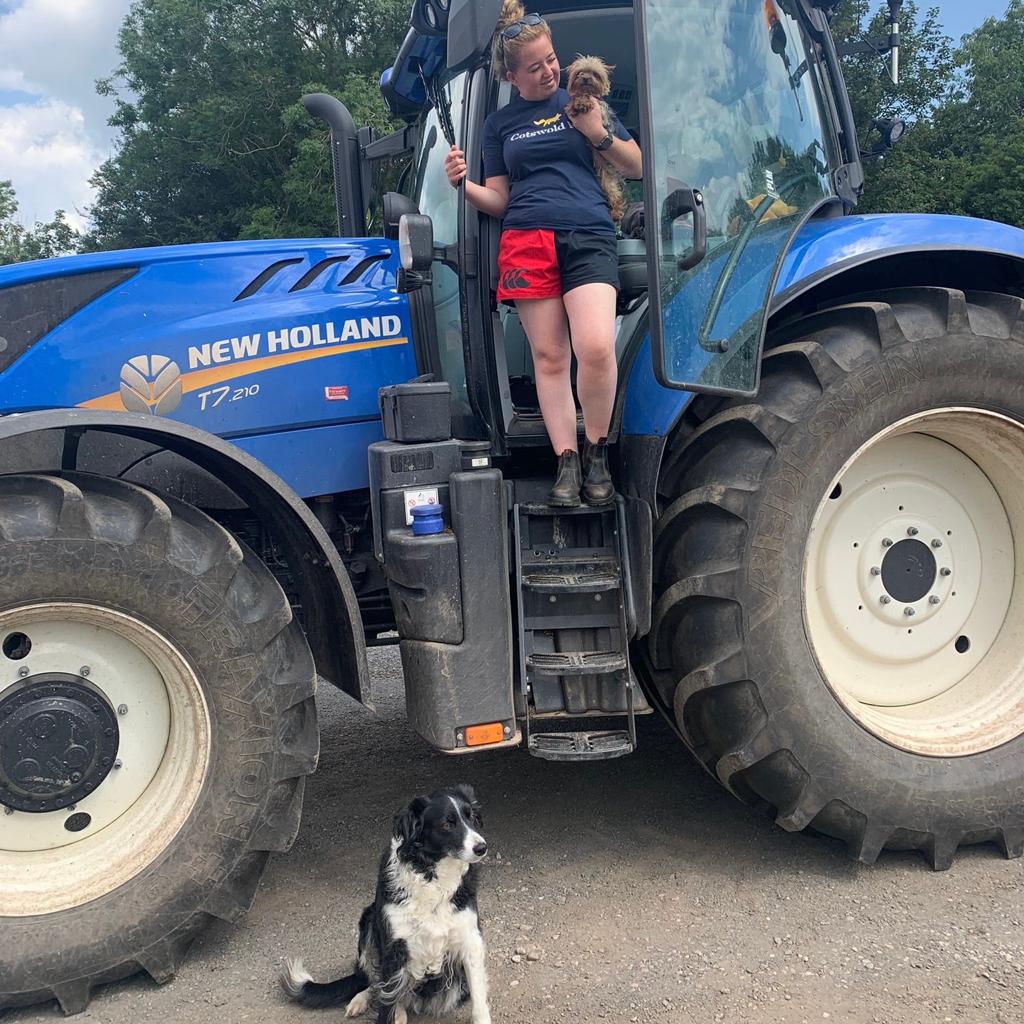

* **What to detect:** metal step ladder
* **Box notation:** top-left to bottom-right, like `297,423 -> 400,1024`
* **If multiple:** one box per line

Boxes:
512,498 -> 644,761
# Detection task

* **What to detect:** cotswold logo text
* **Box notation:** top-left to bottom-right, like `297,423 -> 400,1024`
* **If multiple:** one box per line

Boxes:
509,121 -> 568,143
119,355 -> 183,415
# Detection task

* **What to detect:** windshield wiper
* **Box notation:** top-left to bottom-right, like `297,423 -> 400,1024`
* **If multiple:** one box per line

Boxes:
419,67 -> 457,147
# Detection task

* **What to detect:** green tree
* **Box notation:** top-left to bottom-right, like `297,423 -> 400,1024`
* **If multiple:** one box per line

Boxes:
85,0 -> 408,250
835,0 -> 1024,228
0,181 -> 82,266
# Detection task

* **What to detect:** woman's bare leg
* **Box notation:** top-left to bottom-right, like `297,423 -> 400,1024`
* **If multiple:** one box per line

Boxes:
516,297 -> 576,453
563,283 -> 617,442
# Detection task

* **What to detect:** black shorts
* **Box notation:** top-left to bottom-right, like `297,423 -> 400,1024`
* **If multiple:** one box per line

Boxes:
496,228 -> 619,302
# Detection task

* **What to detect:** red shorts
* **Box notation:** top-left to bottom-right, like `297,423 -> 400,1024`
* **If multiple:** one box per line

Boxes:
496,228 -> 619,303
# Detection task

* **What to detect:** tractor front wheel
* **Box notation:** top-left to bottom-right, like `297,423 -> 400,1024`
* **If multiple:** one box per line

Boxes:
0,473 -> 318,1012
645,287 -> 1024,868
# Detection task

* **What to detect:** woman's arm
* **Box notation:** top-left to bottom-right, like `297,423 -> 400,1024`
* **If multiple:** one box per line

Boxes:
597,137 -> 643,180
566,100 -> 644,180
444,146 -> 510,218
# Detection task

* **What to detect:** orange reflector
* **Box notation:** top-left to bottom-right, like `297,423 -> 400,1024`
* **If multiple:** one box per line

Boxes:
464,722 -> 505,746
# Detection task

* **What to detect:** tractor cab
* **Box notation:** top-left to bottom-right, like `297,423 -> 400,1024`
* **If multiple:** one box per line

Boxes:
367,0 -> 849,457
317,0 -> 856,759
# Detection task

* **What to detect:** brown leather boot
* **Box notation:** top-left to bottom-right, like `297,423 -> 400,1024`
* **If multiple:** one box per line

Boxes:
581,436 -> 614,505
547,449 -> 582,507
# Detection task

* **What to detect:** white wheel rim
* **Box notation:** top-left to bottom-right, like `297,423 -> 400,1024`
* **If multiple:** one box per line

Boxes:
804,409 -> 1024,756
0,603 -> 210,915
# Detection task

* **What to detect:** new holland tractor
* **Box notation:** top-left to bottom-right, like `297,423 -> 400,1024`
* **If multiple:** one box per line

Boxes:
2,0 -> 1024,1013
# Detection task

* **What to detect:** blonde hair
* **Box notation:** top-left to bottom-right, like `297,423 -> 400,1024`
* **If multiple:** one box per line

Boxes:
491,0 -> 551,79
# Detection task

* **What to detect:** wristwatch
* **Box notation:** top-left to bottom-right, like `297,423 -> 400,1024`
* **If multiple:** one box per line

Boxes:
592,132 -> 614,151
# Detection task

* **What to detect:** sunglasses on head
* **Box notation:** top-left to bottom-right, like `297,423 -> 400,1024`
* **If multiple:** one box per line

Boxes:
501,12 -> 542,39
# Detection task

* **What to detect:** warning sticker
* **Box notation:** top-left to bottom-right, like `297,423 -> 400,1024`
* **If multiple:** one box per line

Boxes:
403,487 -> 439,525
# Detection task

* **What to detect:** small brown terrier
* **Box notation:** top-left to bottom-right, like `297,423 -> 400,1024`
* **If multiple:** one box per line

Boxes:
565,55 -> 627,224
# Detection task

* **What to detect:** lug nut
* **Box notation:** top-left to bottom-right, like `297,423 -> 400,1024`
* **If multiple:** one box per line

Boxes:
930,595 -> 941,605
114,759 -> 122,769
904,607 -> 916,617
880,595 -> 892,605
117,704 -> 128,716
871,566 -> 881,576
931,539 -> 942,549
940,567 -> 952,576
882,538 -> 893,547
17,666 -> 29,678
907,526 -> 919,536
79,666 -> 90,677
3,807 -> 12,815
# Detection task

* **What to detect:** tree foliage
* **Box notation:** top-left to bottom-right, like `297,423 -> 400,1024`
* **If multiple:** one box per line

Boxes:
0,181 -> 81,267
76,0 -> 1024,252
836,0 -> 1024,224
84,0 -> 408,250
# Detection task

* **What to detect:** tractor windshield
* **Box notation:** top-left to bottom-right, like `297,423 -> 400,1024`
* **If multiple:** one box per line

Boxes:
638,0 -> 835,395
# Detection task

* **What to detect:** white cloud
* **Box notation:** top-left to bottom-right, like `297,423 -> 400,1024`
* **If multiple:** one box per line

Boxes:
0,0 -> 133,226
0,99 -> 102,228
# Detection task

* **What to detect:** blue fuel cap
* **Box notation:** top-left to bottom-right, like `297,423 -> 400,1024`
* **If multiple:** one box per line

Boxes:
410,503 -> 444,535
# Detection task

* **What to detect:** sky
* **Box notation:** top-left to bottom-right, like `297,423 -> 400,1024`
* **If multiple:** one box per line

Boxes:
0,0 -> 1012,231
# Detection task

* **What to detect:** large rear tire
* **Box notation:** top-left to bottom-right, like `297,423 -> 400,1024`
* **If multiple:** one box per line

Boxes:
643,287 -> 1024,869
0,473 -> 318,1012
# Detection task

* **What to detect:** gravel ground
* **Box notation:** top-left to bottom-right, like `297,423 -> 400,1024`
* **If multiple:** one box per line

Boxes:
8,645 -> 1024,1024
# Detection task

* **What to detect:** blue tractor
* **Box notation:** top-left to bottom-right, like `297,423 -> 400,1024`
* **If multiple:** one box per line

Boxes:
3,0 -> 1024,1012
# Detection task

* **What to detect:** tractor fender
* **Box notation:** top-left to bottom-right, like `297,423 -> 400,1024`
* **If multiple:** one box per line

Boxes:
0,408 -> 371,706
620,213 -> 1024,455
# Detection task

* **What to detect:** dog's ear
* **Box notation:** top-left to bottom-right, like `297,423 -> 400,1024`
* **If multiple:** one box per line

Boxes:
453,783 -> 483,822
395,795 -> 429,843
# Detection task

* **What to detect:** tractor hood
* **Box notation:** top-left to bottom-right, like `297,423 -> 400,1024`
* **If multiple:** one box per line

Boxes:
0,236 -> 419,500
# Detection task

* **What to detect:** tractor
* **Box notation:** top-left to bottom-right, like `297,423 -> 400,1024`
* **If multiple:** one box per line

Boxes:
2,0 -> 1024,1013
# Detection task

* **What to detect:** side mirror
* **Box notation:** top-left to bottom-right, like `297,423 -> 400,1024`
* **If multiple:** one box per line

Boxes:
383,193 -> 421,241
399,214 -> 435,271
397,214 -> 435,293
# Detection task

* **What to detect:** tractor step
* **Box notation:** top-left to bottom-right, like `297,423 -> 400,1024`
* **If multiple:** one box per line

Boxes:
527,650 -> 627,676
528,729 -> 635,762
513,497 -> 645,761
521,563 -> 621,593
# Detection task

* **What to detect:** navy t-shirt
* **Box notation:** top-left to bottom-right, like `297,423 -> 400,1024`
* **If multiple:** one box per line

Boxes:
483,87 -> 630,236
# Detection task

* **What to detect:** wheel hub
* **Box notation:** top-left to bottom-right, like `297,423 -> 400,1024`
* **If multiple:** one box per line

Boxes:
804,410 -> 1024,756
0,673 -> 119,813
880,538 -> 936,604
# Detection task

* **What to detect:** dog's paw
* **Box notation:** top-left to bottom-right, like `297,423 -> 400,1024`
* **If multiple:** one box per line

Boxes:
471,1009 -> 493,1024
345,989 -> 371,1017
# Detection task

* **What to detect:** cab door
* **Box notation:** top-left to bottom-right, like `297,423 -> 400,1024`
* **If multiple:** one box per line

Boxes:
635,0 -> 836,396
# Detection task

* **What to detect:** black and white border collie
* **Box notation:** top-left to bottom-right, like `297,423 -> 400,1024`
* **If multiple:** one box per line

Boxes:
280,785 -> 491,1024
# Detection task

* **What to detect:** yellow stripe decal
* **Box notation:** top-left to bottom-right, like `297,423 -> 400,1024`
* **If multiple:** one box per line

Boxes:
78,336 -> 409,411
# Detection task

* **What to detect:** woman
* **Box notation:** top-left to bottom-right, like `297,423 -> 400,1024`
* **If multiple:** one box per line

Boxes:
444,0 -> 642,506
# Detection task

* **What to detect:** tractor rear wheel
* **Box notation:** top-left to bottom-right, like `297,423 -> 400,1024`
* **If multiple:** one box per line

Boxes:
644,287 -> 1024,868
0,473 -> 318,1012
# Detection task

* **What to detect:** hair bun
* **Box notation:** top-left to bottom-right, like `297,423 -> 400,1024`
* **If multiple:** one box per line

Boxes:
497,0 -> 526,30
